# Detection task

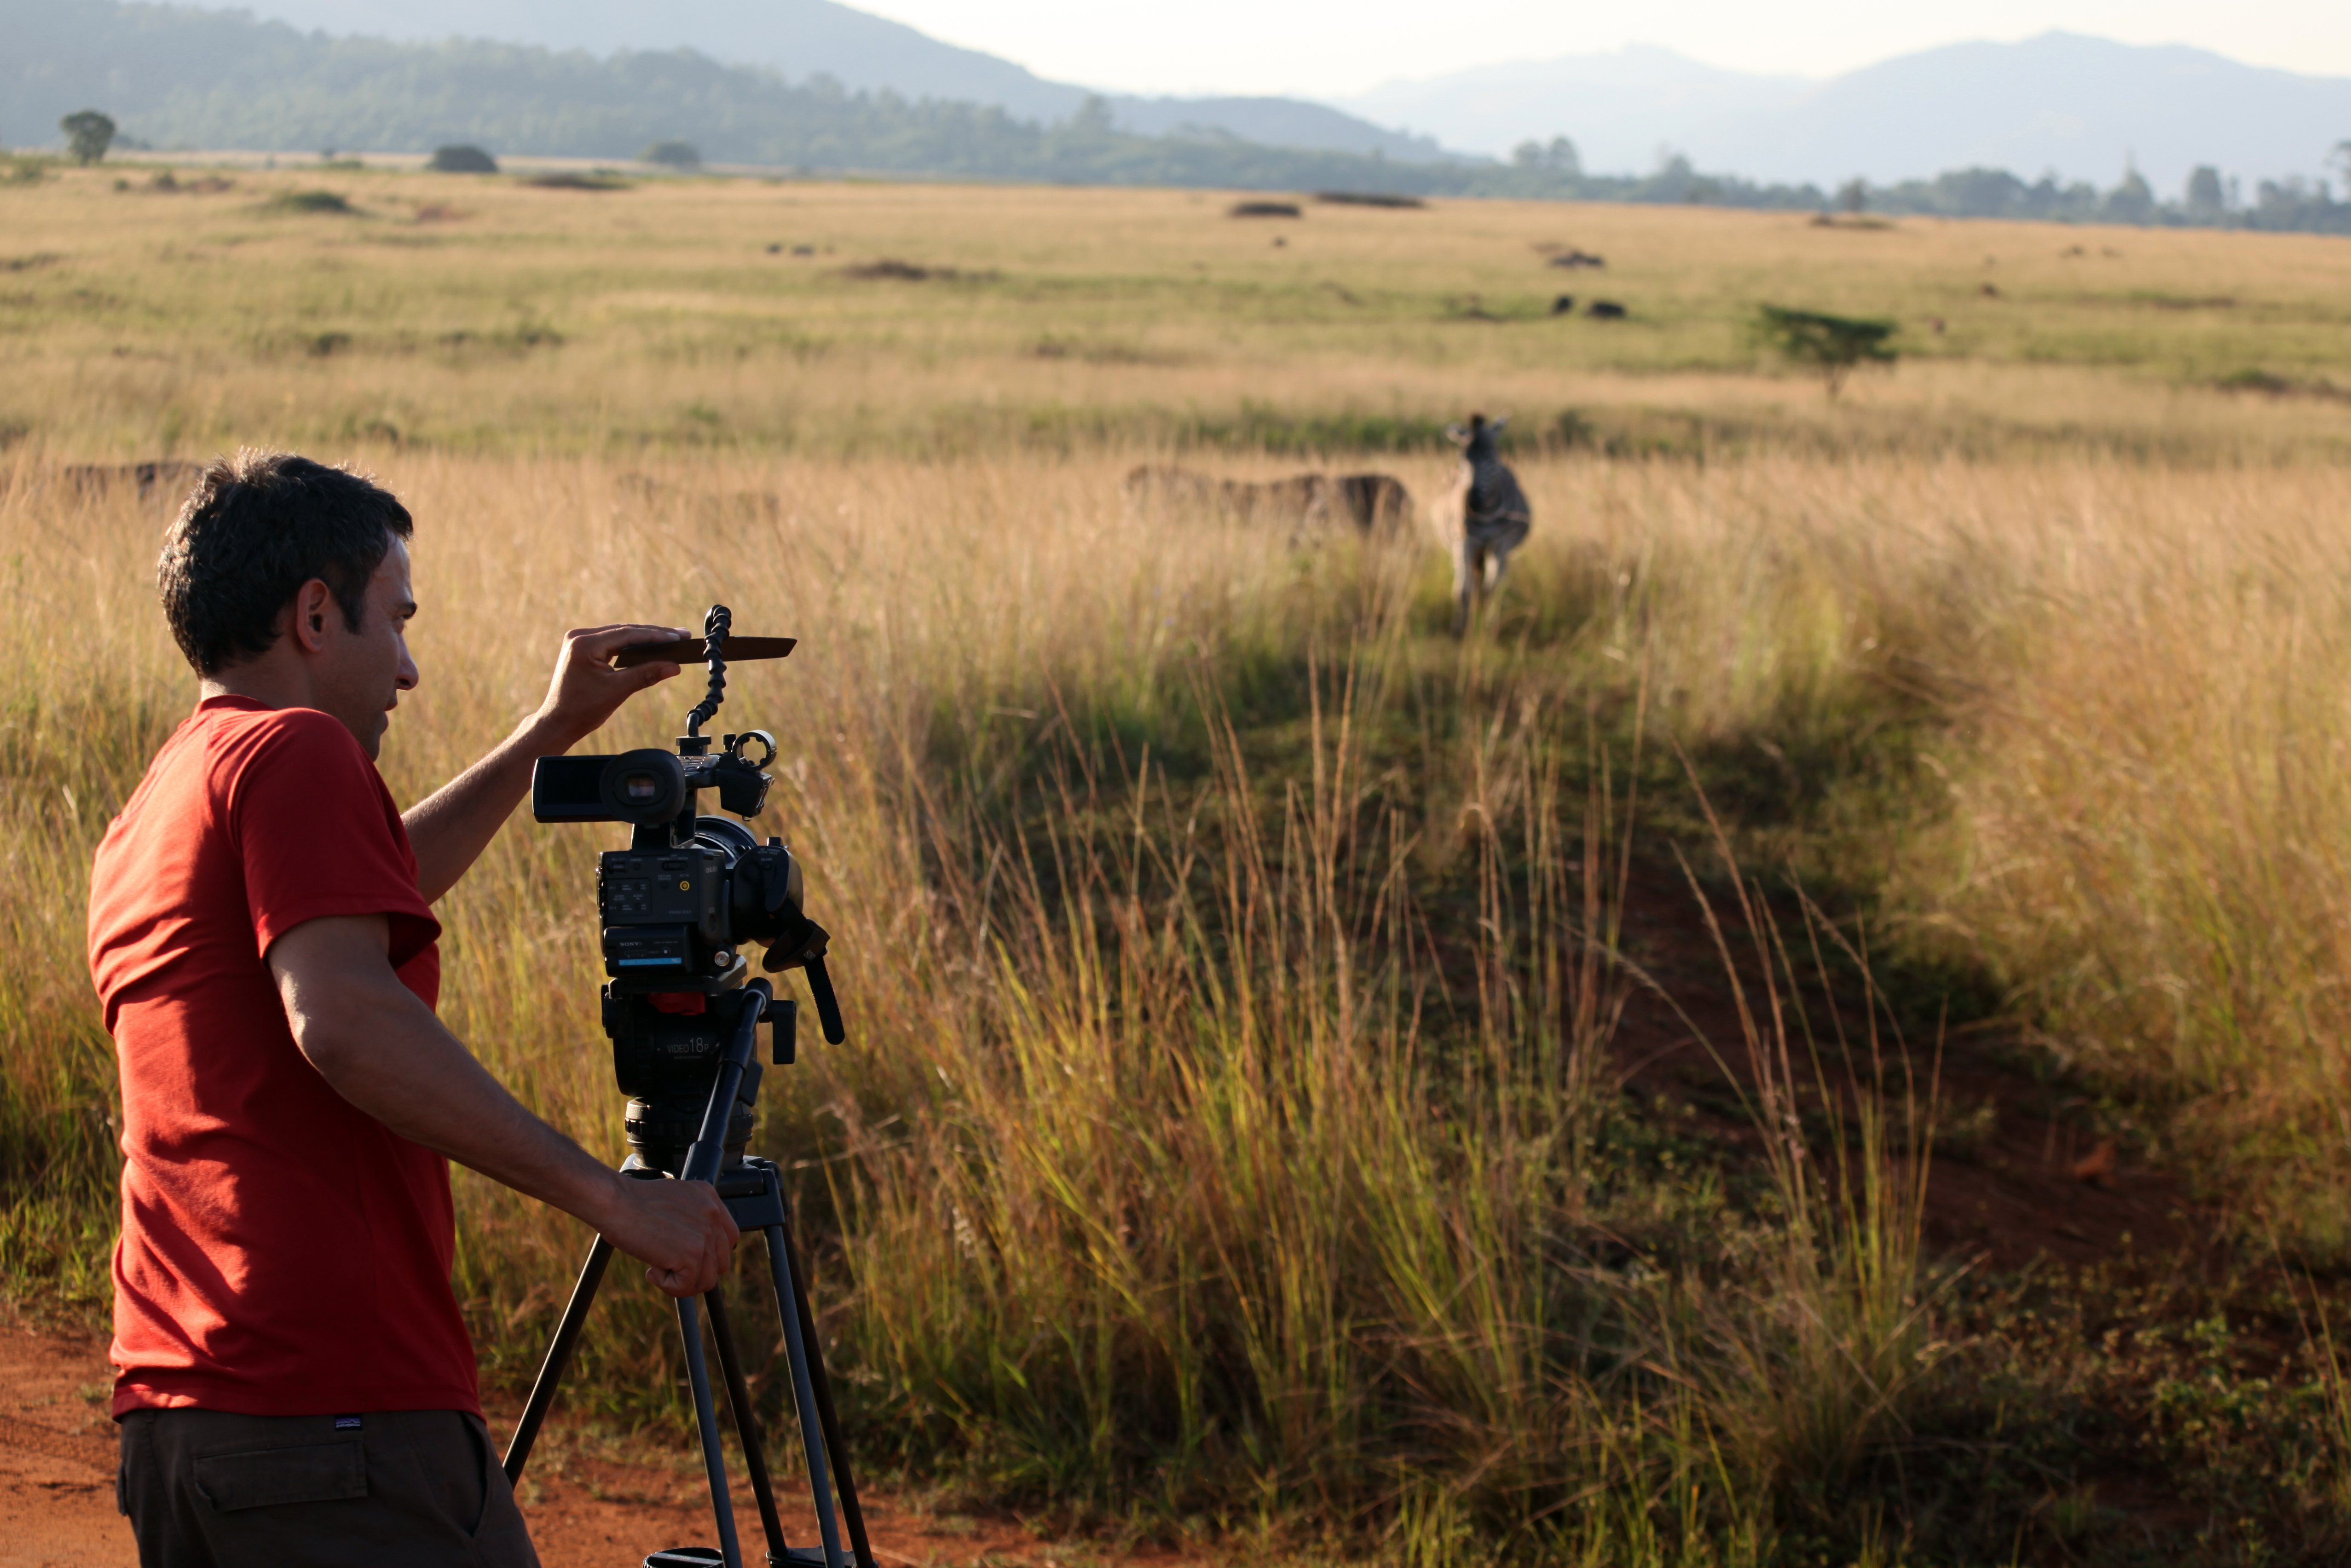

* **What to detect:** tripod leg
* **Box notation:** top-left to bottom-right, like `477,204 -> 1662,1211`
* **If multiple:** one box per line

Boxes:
706,1284 -> 788,1563
503,1235 -> 613,1484
764,1227 -> 847,1568
677,1296 -> 745,1568
774,1214 -> 875,1568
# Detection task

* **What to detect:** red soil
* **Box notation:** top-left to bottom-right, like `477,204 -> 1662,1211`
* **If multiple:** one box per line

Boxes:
0,1319 -> 1143,1568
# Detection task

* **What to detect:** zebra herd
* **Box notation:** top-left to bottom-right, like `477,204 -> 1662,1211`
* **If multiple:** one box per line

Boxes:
1122,414 -> 1531,634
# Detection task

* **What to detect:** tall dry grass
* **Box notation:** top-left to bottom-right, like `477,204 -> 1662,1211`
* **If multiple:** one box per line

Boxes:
1490,451 -> 2351,1249
1868,463 -> 2351,1252
9,438 -> 2351,1552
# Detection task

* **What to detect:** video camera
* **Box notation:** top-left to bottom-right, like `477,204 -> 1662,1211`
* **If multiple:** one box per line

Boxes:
507,607 -> 877,1568
528,605 -> 842,1173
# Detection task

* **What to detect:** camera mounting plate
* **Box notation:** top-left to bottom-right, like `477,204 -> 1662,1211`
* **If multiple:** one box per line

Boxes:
612,635 -> 797,669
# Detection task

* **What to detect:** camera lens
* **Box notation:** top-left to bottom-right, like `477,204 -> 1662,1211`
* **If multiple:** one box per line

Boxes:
598,749 -> 687,824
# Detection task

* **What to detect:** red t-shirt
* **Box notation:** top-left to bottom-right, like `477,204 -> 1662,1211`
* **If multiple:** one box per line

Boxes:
87,695 -> 479,1419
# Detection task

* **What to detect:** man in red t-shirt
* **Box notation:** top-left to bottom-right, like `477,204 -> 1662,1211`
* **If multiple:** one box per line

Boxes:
88,450 -> 741,1566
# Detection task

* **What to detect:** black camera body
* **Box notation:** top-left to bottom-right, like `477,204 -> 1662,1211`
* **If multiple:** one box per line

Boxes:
529,622 -> 843,1173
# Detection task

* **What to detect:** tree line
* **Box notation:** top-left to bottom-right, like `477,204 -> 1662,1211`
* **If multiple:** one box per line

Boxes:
1839,154 -> 2351,234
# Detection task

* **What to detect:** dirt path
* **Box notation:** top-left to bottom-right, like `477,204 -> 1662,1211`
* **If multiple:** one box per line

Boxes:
1606,857 -> 2204,1270
0,1320 -> 1088,1568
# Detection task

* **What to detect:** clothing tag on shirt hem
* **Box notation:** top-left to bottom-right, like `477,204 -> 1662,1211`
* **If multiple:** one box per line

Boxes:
333,1415 -> 363,1430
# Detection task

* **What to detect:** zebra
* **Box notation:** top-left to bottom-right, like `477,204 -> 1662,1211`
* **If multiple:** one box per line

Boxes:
1430,414 -> 1531,634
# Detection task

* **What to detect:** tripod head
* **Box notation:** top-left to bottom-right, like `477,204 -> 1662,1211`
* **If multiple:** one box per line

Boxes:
530,604 -> 848,1174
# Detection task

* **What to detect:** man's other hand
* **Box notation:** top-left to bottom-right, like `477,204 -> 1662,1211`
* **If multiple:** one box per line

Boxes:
536,623 -> 693,749
595,1173 -> 740,1297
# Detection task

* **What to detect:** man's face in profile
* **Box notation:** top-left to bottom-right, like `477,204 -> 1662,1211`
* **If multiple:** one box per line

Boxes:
314,534 -> 420,759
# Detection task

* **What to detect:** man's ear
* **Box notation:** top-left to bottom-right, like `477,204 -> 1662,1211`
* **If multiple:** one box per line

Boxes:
289,579 -> 335,653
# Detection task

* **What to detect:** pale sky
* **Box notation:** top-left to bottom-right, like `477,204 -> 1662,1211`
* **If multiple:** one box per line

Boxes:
855,1 -> 2351,95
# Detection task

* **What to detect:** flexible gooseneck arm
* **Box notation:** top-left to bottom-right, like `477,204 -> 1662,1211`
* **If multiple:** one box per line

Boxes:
685,603 -> 732,741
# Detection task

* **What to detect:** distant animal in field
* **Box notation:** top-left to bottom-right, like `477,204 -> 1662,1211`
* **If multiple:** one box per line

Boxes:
615,471 -> 780,523
1546,249 -> 1606,268
1550,295 -> 1575,316
1121,466 -> 1332,540
1430,414 -> 1531,634
1586,300 -> 1627,320
1121,466 -> 1414,544
1329,473 -> 1414,536
62,461 -> 204,504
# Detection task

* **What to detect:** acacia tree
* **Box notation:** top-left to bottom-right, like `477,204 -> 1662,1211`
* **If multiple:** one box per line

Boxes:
60,110 -> 116,166
1755,304 -> 1898,398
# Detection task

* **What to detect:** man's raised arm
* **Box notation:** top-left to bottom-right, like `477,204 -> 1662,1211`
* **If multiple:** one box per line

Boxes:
267,912 -> 738,1295
404,623 -> 688,903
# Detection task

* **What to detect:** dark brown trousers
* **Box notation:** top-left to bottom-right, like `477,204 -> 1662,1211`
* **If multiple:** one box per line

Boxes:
118,1407 -> 539,1568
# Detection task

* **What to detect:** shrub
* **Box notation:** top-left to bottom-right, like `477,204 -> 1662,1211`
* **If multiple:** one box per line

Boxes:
641,140 -> 701,170
428,144 -> 498,174
266,189 -> 356,214
523,172 -> 630,191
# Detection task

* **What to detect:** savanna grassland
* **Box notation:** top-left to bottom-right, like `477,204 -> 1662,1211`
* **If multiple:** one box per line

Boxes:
8,158 -> 2351,1566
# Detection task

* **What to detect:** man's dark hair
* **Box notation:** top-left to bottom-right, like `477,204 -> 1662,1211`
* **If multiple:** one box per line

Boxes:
158,450 -> 413,675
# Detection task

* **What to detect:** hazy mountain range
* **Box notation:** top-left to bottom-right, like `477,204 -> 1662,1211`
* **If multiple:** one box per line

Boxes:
98,2 -> 2351,191
1,1 -> 1497,195
1344,34 -> 2351,193
8,0 -> 2347,202
151,0 -> 1456,164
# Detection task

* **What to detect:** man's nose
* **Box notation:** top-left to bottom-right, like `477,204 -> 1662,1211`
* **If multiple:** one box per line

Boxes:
397,643 -> 420,692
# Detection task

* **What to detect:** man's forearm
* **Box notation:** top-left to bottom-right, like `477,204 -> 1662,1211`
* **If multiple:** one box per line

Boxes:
304,969 -> 625,1228
271,913 -> 737,1293
403,712 -> 576,905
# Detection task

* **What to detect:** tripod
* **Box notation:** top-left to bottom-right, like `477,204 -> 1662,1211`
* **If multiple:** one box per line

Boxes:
501,977 -> 875,1568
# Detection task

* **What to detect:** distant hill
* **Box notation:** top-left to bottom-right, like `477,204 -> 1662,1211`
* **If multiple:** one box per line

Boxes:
1334,32 -> 2351,193
1339,46 -> 1810,175
1108,97 -> 1452,165
219,0 -> 1089,121
159,0 -> 1458,163
1708,35 -> 2351,196
0,1 -> 1510,190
